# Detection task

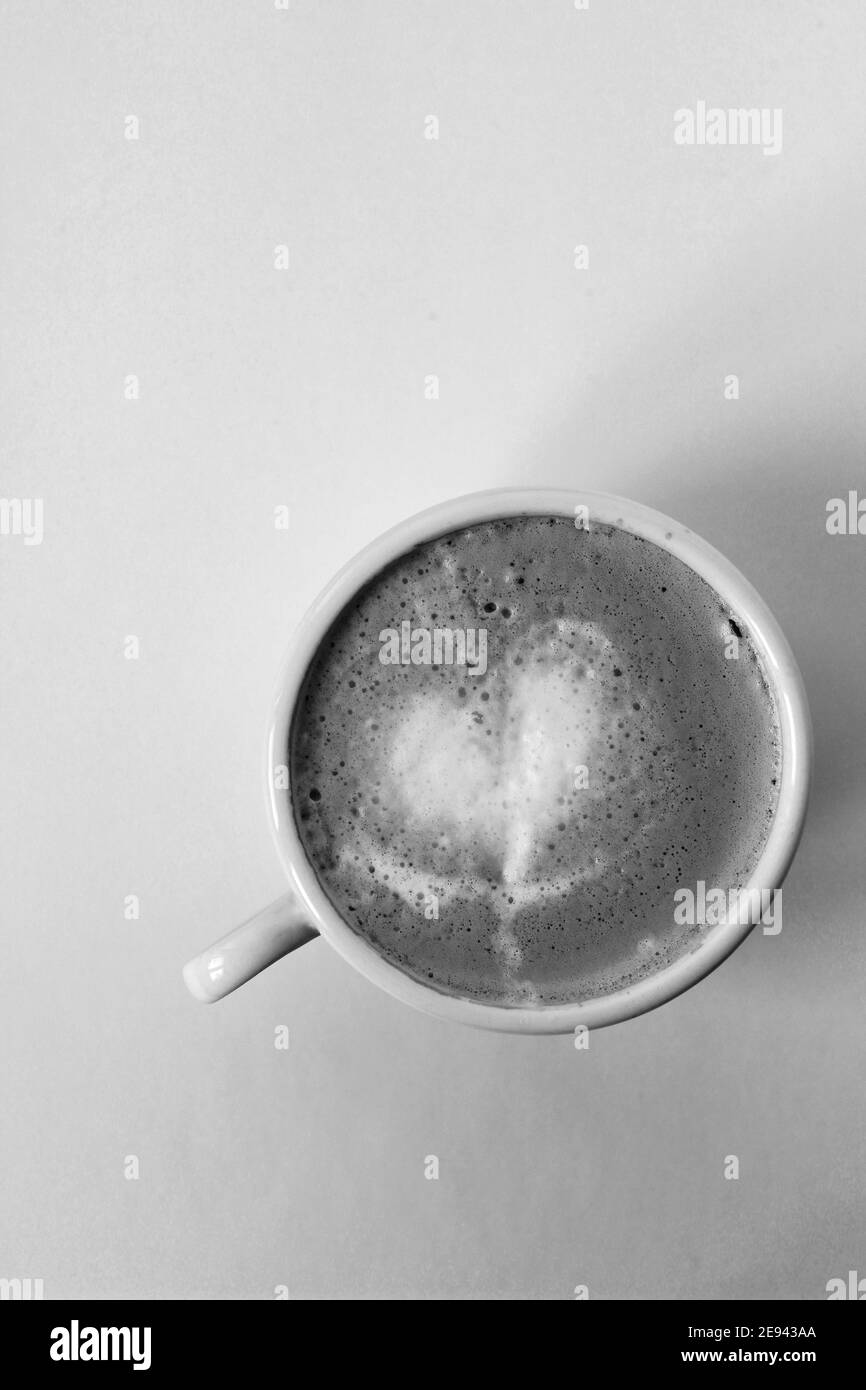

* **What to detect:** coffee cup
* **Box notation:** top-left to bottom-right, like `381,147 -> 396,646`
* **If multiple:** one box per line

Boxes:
182,488 -> 811,1033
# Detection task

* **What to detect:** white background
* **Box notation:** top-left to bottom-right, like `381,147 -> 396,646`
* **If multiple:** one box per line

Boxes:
2,0 -> 864,1298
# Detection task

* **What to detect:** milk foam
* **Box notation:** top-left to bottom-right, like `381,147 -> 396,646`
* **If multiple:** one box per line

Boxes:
350,618 -> 657,914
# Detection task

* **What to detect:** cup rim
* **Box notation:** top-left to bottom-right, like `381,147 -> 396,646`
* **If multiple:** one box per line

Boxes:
266,488 -> 812,1034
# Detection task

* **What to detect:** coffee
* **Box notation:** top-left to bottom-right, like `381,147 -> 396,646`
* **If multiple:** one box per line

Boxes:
290,517 -> 781,1007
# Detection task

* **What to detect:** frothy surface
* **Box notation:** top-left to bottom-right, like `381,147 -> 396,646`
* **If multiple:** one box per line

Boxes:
290,518 -> 781,1006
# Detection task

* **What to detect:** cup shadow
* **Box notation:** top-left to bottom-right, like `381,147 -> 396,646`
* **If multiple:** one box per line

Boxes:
504,194 -> 866,839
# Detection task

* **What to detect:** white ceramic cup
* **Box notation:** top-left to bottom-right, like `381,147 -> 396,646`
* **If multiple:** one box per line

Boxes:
182,488 -> 811,1033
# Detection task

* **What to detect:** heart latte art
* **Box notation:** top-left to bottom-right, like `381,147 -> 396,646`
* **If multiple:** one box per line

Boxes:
290,518 -> 781,1006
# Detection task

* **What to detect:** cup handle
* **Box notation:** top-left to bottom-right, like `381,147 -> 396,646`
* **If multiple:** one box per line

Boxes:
182,891 -> 319,1003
